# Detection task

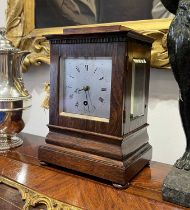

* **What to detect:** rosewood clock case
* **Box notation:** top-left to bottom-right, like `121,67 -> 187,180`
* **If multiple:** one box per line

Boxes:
38,25 -> 153,187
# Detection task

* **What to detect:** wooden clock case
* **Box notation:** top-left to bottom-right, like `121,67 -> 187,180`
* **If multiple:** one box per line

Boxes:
38,25 -> 153,187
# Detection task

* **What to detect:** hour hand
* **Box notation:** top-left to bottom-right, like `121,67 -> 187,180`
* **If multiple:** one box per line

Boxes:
74,86 -> 90,94
74,88 -> 84,94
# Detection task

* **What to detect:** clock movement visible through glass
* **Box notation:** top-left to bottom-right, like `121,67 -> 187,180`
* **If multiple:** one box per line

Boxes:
59,57 -> 112,122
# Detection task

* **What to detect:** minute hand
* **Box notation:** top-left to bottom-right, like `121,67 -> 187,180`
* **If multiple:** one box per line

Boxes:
87,90 -> 96,110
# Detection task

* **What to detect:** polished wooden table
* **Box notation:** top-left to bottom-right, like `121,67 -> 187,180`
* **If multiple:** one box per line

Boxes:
0,133 -> 187,210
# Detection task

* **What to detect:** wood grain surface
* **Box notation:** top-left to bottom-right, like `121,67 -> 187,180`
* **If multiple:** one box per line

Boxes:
0,133 -> 187,210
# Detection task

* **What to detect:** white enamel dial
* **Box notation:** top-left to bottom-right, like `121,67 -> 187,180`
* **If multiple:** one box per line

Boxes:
60,57 -> 112,120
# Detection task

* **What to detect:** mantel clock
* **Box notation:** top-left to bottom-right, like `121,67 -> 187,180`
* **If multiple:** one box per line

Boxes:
38,25 -> 153,187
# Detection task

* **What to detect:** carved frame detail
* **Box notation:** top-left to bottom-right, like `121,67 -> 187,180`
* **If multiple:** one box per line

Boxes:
0,176 -> 82,210
6,0 -> 172,71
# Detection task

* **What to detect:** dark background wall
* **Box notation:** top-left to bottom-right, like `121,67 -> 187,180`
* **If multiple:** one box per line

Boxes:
35,0 -> 153,28
98,0 -> 153,22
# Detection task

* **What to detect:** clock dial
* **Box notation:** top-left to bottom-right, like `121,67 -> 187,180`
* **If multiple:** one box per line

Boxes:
59,57 -> 112,120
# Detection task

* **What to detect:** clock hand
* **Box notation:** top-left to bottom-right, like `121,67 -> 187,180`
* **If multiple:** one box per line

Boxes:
74,88 -> 84,94
84,90 -> 90,113
87,90 -> 96,110
74,86 -> 90,94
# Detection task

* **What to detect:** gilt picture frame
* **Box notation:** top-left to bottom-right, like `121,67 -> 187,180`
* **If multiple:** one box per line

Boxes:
6,0 -> 172,71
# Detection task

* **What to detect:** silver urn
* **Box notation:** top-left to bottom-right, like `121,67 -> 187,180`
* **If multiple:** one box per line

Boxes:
0,28 -> 31,150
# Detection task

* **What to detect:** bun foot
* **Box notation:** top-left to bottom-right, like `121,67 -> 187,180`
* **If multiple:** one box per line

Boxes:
40,161 -> 48,166
146,161 -> 151,167
112,182 -> 130,189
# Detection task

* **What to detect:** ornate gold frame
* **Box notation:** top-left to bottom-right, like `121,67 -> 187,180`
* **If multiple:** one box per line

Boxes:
6,0 -> 172,71
0,176 -> 82,210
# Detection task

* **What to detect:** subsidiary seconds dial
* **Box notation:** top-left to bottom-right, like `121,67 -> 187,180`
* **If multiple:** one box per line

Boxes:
60,57 -> 112,120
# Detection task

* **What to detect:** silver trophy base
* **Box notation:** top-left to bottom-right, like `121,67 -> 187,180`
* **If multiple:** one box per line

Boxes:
0,134 -> 23,151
